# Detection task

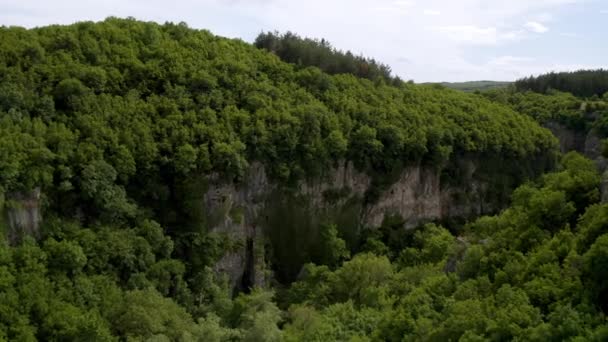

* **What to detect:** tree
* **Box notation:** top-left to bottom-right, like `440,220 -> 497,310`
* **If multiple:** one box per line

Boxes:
80,160 -> 136,220
313,223 -> 350,267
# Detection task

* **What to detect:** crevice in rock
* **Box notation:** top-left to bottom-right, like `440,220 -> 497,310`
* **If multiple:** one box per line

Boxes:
240,237 -> 255,293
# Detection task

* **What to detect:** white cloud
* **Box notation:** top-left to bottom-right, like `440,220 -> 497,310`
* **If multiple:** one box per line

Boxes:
436,25 -> 498,45
499,30 -> 527,42
535,12 -> 554,22
435,26 -> 527,46
524,21 -> 549,33
373,0 -> 414,14
487,56 -> 535,66
423,9 -> 441,15
393,0 -> 415,6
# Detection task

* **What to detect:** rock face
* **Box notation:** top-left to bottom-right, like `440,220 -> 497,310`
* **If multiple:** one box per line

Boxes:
204,162 -> 271,291
204,160 -> 495,290
545,120 -> 608,200
3,188 -> 42,245
601,171 -> 608,203
544,121 -> 587,154
545,119 -> 608,169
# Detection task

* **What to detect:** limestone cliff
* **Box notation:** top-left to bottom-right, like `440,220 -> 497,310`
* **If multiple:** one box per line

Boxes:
203,158 -> 519,289
0,157 -> 542,290
544,118 -> 607,169
2,188 -> 42,245
544,120 -> 608,202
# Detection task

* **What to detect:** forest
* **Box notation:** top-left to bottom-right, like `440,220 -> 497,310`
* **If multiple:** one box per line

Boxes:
254,31 -> 403,86
514,69 -> 608,98
0,18 -> 607,341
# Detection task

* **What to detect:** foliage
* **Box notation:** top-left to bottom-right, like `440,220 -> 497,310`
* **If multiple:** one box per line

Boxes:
255,31 -> 402,85
515,69 -> 608,98
0,18 -> 597,341
0,18 -> 556,227
482,87 -> 585,128
281,152 -> 608,340
435,80 -> 511,92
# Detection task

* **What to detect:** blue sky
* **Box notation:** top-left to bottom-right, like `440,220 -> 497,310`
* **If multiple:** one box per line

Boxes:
0,0 -> 606,82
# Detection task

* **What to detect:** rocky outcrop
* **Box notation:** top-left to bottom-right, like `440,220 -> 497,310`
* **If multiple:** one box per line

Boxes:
601,171 -> 608,203
583,130 -> 608,171
204,159 -> 498,289
3,188 -> 42,245
545,119 -> 608,170
203,162 -> 268,291
544,121 -> 586,154
545,120 -> 608,202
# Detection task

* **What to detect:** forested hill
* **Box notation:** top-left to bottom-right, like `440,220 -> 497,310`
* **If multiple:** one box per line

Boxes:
254,31 -> 403,85
515,69 -> 608,98
0,18 -> 579,341
437,80 -> 512,92
0,18 -> 555,196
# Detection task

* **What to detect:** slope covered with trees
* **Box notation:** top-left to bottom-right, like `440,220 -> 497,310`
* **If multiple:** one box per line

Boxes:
433,80 -> 511,92
282,153 -> 608,341
254,31 -> 404,85
0,18 -> 590,340
481,89 -> 586,127
0,19 -> 555,195
515,69 -> 608,98
2,153 -> 607,340
481,84 -> 608,146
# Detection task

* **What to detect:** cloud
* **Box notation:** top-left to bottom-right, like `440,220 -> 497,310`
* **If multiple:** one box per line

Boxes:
535,12 -> 554,22
488,56 -> 535,66
393,0 -> 415,6
524,21 -> 549,33
432,54 -> 601,82
436,25 -> 498,45
374,0 -> 414,14
435,25 -> 527,45
423,9 -> 441,15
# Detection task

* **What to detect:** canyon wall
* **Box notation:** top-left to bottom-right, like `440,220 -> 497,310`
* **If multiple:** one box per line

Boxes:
203,159 -> 497,289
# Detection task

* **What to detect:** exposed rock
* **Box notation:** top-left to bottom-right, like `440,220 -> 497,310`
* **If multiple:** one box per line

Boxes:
365,166 -> 441,228
204,160 -> 496,290
204,162 -> 271,291
584,130 -> 603,160
3,188 -> 42,245
601,171 -> 608,203
544,120 -> 608,199
544,121 -> 586,154
444,236 -> 469,274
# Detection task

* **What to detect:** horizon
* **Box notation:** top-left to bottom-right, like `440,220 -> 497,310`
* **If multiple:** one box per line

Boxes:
1,0 -> 607,82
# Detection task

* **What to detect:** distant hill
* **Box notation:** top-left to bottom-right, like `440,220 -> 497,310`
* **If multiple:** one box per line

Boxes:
515,69 -> 608,97
430,80 -> 512,92
254,31 -> 403,86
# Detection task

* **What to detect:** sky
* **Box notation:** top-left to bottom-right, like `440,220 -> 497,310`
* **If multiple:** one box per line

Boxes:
0,0 -> 606,82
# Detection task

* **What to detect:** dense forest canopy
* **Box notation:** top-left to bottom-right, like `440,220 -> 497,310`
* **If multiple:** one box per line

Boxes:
1,17 -> 607,341
482,85 -> 608,137
482,89 -> 585,126
515,69 -> 608,98
0,18 -> 556,198
282,153 -> 608,341
2,152 -> 607,340
432,81 -> 511,93
254,31 -> 404,86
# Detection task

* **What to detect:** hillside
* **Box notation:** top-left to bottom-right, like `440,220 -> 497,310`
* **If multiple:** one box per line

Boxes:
254,31 -> 402,85
2,18 -> 607,341
515,69 -> 608,98
434,80 -> 512,92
